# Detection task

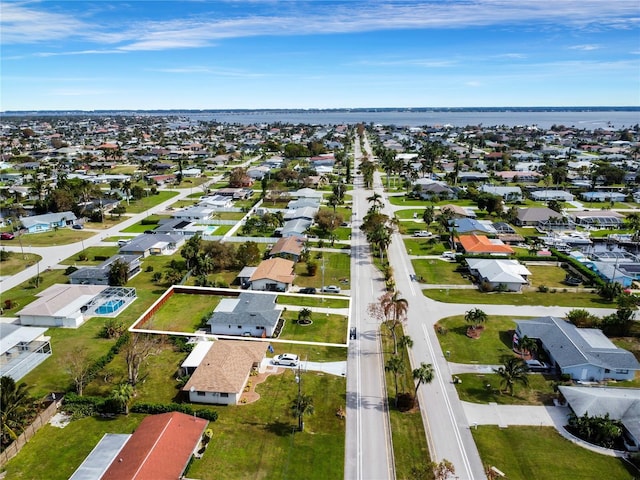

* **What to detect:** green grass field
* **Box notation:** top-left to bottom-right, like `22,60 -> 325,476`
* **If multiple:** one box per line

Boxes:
294,252 -> 351,289
1,228 -> 94,247
473,426 -> 638,480
59,246 -> 120,265
277,295 -> 349,309
143,293 -> 225,332
125,190 -> 179,213
280,311 -> 348,344
526,264 -> 573,289
0,252 -> 41,275
454,372 -> 557,405
423,288 -> 611,307
403,237 -> 446,255
412,258 -> 472,285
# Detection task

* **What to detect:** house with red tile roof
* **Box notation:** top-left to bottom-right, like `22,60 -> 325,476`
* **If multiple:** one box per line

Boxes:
101,412 -> 207,480
457,234 -> 514,256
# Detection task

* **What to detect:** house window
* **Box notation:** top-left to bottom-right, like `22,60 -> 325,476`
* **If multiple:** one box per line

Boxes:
197,391 -> 205,397
220,393 -> 229,398
238,325 -> 242,329
616,369 -> 629,374
257,326 -> 264,330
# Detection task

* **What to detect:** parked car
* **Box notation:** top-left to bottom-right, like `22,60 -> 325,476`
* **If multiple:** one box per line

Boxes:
441,251 -> 457,260
273,353 -> 299,366
72,224 -> 84,230
144,230 -> 156,234
299,287 -> 317,294
525,360 -> 549,372
117,239 -> 131,247
322,285 -> 341,294
413,230 -> 433,237
0,232 -> 15,240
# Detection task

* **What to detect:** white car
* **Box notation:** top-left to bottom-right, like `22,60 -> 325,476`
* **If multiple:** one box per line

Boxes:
322,285 -> 341,294
441,251 -> 457,259
273,353 -> 299,366
413,231 -> 433,237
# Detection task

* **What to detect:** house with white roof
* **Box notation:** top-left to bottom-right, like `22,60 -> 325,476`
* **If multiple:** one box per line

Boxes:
479,185 -> 522,202
0,324 -> 52,381
466,258 -> 531,292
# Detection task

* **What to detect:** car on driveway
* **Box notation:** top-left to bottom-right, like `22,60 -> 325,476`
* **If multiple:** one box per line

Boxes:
413,230 -> 433,237
273,353 -> 299,366
322,285 -> 341,294
72,224 -> 84,230
299,287 -> 316,294
0,232 -> 15,240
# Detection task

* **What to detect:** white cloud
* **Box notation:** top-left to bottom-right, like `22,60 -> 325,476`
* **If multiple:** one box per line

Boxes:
569,44 -> 601,51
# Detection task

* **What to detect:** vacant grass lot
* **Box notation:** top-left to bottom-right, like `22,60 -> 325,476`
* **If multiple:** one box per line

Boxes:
412,259 -> 472,285
394,208 -> 427,220
3,414 -> 146,480
473,426 -> 638,480
59,246 -> 120,265
280,311 -> 348,344
435,315 -> 524,364
3,228 -> 94,247
144,293 -> 225,332
294,252 -> 351,289
403,237 -> 446,255
455,372 -> 557,405
0,252 -> 41,275
423,288 -> 611,307
186,369 -> 346,480
121,215 -> 170,233
526,264 -> 572,289
125,190 -> 179,213
276,295 -> 349,309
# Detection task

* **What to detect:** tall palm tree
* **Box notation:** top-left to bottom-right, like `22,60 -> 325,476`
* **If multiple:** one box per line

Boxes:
494,357 -> 529,396
0,376 -> 32,447
291,393 -> 314,432
366,192 -> 384,214
385,355 -> 404,407
412,362 -> 435,398
380,291 -> 409,354
111,383 -> 134,415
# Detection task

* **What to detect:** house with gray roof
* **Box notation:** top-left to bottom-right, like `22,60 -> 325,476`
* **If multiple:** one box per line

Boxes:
559,386 -> 640,452
118,233 -> 184,257
515,207 -> 566,227
515,316 -> 640,381
207,292 -> 282,337
20,211 -> 77,233
479,185 -> 523,202
69,254 -> 142,285
278,218 -> 311,238
450,218 -> 496,236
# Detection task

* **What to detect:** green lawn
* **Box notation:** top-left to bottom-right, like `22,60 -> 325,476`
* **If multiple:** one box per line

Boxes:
0,252 -> 41,275
394,209 -> 427,220
473,426 -> 638,480
120,215 -> 169,233
2,415 -> 145,480
403,238 -> 446,255
213,211 -> 245,220
143,293 -> 226,332
3,228 -> 94,247
186,369 -> 346,480
526,264 -> 572,289
412,259 -> 472,285
435,315 -> 525,364
0,268 -> 69,317
294,252 -> 351,289
279,311 -> 348,344
454,372 -> 557,405
125,190 -> 179,213
388,195 -> 430,207
277,295 -> 349,309
59,246 -> 120,265
422,288 -> 612,307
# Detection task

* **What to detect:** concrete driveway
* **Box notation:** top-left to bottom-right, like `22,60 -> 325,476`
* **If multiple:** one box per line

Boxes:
260,358 -> 346,377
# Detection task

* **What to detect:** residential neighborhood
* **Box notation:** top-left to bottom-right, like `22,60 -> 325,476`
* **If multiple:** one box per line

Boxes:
0,115 -> 639,480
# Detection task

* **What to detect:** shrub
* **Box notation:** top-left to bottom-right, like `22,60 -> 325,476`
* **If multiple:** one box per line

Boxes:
77,253 -> 88,261
396,392 -> 415,412
94,255 -> 109,261
4,299 -> 15,310
306,260 -> 318,276
64,266 -> 79,275
131,402 -> 218,421
538,285 -> 549,293
145,265 -> 154,272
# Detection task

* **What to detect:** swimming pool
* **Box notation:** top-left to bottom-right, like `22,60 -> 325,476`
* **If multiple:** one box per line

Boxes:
203,225 -> 218,235
96,299 -> 125,315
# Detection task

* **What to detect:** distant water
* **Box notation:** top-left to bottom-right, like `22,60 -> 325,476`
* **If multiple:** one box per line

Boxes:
188,110 -> 640,129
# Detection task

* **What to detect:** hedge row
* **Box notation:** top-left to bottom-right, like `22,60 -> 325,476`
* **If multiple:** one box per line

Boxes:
131,402 -> 218,421
551,249 -> 606,288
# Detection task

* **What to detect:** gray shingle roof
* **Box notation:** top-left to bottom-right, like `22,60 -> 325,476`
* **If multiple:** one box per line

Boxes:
516,316 -> 640,371
207,292 -> 281,328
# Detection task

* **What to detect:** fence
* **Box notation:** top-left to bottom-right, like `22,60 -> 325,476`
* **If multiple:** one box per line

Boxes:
0,398 -> 60,467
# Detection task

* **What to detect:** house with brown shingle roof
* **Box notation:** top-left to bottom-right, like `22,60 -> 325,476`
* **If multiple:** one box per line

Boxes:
100,412 -> 207,480
457,234 -> 514,256
249,258 -> 295,292
183,340 -> 268,405
268,236 -> 305,262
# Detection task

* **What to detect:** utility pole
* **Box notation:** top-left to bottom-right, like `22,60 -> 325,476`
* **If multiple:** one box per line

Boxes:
295,363 -> 303,431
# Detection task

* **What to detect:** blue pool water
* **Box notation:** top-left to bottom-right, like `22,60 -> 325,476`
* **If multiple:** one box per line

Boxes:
203,226 -> 218,235
96,299 -> 125,315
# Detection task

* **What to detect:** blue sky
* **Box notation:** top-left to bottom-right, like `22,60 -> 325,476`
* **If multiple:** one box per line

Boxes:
1,1 -> 639,110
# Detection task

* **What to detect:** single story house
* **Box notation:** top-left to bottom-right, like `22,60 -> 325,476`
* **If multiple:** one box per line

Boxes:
20,211 -> 77,233
449,218 -> 496,236
207,292 -> 282,337
236,266 -> 258,288
290,187 -> 324,200
456,234 -> 515,256
479,185 -> 523,202
0,324 -> 52,381
284,206 -> 317,222
17,284 -> 108,328
180,341 -> 214,376
515,316 -> 640,381
413,179 -> 456,200
154,218 -> 200,236
559,386 -> 640,452
215,187 -> 253,199
515,207 -> 565,227
580,191 -> 627,202
198,195 -> 234,209
458,172 -> 490,183
68,254 -> 142,285
94,412 -> 207,480
278,219 -> 311,238
182,340 -> 268,405
494,171 -> 542,183
466,258 -> 531,292
268,236 -> 305,262
571,211 -> 625,229
119,234 -> 184,257
172,205 -> 216,221
287,198 -> 321,210
439,204 -> 476,218
181,167 -> 202,178
529,190 -> 575,202
249,258 -> 295,292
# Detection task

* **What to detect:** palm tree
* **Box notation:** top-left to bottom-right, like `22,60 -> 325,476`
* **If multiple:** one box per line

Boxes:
291,393 -> 314,432
464,308 -> 488,330
517,335 -> 538,359
422,205 -> 435,227
0,376 -> 32,447
380,291 -> 409,354
297,308 -> 312,325
626,212 -> 640,242
385,355 -> 404,407
397,335 -> 413,351
412,362 -> 434,398
111,383 -> 134,415
494,357 -> 529,396
367,192 -> 384,214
